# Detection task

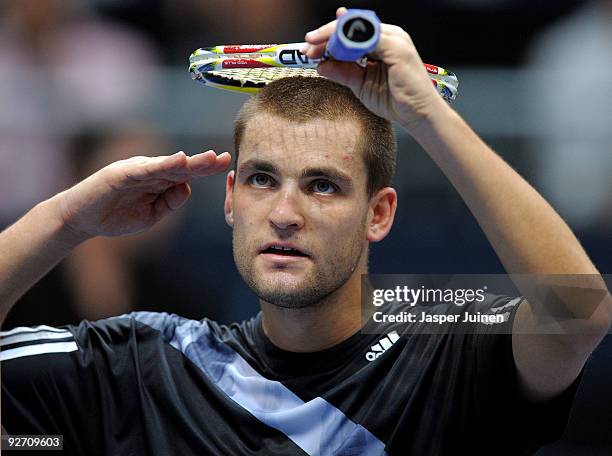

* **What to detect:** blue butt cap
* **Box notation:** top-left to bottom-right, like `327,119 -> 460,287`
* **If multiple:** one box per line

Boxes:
326,9 -> 381,62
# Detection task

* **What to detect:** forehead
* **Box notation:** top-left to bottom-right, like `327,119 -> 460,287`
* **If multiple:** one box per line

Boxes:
238,112 -> 365,176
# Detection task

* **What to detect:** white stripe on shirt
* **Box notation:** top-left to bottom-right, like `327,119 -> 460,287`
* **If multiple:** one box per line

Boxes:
1,341 -> 78,362
0,325 -> 67,337
0,330 -> 73,347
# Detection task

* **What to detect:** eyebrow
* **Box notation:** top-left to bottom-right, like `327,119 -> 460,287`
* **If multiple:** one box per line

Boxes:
238,159 -> 354,187
238,159 -> 279,176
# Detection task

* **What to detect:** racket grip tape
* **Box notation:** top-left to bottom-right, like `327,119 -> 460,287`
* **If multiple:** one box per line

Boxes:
326,9 -> 381,61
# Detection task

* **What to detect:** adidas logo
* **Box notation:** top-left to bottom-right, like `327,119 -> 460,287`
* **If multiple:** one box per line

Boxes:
365,331 -> 400,362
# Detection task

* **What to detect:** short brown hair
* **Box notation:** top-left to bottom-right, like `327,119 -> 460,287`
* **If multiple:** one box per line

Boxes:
233,76 -> 397,197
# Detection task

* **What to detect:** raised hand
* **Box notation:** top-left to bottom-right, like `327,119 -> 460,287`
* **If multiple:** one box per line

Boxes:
301,7 -> 449,131
56,150 -> 231,241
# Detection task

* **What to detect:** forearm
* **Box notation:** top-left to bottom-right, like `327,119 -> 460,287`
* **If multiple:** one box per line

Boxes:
0,194 -> 88,325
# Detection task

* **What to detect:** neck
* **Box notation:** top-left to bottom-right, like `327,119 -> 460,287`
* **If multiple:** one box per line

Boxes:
260,259 -> 368,353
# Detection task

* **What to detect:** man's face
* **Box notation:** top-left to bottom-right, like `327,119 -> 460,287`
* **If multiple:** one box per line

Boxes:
226,113 -> 370,309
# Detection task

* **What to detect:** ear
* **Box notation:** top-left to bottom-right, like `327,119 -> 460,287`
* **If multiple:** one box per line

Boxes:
365,187 -> 397,242
224,170 -> 235,227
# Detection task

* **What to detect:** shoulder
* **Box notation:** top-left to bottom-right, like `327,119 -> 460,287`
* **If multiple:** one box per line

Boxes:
0,312 -> 208,365
1,324 -> 79,364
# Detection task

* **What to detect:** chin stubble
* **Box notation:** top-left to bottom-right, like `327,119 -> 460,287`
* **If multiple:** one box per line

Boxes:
233,231 -> 365,310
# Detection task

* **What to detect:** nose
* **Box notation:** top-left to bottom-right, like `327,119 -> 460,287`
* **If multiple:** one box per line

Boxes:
268,182 -> 304,231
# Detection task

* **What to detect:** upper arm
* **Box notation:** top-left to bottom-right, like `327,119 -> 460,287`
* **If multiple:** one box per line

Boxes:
512,298 -> 607,402
1,325 -> 83,434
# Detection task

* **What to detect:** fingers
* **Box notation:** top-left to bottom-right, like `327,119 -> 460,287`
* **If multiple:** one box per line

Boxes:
124,150 -> 231,183
300,7 -> 346,59
305,19 -> 338,45
119,151 -> 188,182
185,151 -> 232,176
304,15 -> 415,67
369,24 -> 416,63
302,42 -> 326,60
316,61 -> 365,95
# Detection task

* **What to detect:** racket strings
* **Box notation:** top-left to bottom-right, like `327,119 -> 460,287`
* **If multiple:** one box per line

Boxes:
207,67 -> 321,85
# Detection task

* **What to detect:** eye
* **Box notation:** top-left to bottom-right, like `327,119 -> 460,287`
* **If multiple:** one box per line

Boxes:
311,179 -> 336,194
249,173 -> 274,188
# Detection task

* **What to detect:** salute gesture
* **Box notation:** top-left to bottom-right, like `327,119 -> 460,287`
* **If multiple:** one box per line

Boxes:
57,151 -> 231,242
302,7 -> 448,130
0,150 -> 230,318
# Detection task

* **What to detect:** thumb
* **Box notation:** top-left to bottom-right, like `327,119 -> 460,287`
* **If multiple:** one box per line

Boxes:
153,182 -> 191,221
317,61 -> 364,95
164,182 -> 191,210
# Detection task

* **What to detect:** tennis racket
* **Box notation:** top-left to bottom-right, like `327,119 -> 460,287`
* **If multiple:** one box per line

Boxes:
189,9 -> 459,103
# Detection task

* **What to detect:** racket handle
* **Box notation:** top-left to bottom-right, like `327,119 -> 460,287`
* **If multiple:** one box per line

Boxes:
326,9 -> 381,61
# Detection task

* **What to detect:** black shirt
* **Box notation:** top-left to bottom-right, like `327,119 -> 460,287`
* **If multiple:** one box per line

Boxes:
1,294 -> 582,455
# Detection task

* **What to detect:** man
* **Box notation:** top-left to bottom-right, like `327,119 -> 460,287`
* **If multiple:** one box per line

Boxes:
1,7 -> 610,455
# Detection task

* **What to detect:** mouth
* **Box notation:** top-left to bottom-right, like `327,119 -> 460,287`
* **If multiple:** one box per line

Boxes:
259,243 -> 310,259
